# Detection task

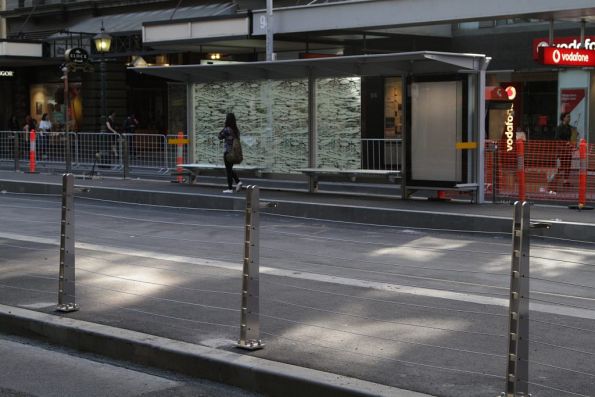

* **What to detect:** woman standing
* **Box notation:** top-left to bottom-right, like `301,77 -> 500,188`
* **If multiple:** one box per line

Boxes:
218,113 -> 243,193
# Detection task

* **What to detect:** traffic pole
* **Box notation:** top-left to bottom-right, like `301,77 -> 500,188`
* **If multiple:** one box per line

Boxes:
516,139 -> 525,202
569,139 -> 593,210
28,129 -> 37,173
176,131 -> 184,183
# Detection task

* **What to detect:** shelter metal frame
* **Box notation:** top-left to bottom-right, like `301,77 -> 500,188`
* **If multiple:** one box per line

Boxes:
131,51 -> 490,203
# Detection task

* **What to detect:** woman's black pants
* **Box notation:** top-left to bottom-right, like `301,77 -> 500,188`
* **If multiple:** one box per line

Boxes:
224,154 -> 239,189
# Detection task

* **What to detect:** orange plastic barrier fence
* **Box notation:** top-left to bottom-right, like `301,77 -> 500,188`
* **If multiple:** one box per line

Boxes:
485,139 -> 594,203
516,140 -> 526,202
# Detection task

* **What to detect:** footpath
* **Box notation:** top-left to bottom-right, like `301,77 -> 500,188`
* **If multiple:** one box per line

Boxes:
0,169 -> 594,397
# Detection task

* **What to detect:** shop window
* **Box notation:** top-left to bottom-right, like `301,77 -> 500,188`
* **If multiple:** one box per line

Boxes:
384,77 -> 403,138
30,83 -> 83,131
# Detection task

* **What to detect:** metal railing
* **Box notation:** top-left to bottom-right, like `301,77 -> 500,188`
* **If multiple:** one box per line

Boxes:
360,138 -> 402,170
0,130 -> 188,174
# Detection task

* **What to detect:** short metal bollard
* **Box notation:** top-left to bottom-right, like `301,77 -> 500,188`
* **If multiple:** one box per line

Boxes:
56,173 -> 79,313
237,185 -> 265,350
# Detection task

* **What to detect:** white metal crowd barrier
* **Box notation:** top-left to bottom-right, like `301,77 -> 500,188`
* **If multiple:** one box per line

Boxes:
0,130 -> 188,173
1,131 -> 402,175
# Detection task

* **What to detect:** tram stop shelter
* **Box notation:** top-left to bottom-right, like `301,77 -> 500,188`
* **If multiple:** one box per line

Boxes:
131,51 -> 490,203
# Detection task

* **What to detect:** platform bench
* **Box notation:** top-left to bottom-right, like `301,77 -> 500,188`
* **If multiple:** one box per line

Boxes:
178,163 -> 264,184
296,168 -> 402,192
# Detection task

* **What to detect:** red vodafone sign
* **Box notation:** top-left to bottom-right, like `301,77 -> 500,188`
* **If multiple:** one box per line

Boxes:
539,47 -> 595,67
532,36 -> 595,60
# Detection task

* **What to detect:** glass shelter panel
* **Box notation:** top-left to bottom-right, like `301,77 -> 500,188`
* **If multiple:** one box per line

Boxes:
191,77 -> 361,173
316,77 -> 361,169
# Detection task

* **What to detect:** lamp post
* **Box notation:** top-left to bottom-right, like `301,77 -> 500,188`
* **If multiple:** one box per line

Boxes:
62,64 -> 71,172
93,22 -> 112,132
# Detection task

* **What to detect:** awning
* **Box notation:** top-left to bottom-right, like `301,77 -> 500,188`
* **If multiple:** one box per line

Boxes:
49,3 -> 236,36
129,51 -> 488,83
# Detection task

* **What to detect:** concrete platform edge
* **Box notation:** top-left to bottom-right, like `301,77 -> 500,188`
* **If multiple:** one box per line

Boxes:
0,304 -> 430,397
2,178 -> 595,241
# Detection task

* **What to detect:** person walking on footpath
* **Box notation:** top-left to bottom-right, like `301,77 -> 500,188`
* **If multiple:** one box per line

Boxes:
550,112 -> 576,192
123,113 -> 139,160
218,112 -> 243,193
105,111 -> 120,168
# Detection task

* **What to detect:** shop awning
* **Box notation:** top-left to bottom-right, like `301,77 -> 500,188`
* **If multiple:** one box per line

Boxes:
49,3 -> 236,36
130,51 -> 488,83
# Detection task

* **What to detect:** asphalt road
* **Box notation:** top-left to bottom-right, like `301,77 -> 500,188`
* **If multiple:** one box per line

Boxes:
0,191 -> 594,397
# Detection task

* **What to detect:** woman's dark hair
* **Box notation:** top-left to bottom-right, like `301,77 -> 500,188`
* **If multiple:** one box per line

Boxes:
225,112 -> 239,136
41,113 -> 48,121
560,112 -> 570,122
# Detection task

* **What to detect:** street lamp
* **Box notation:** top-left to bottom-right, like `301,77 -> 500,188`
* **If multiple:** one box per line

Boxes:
93,21 -> 111,132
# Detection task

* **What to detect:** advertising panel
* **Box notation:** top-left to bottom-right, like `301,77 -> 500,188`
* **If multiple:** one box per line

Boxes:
560,88 -> 587,141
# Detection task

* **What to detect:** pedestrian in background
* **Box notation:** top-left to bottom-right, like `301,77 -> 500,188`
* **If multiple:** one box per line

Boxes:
38,113 -> 52,160
550,112 -> 576,192
8,114 -> 19,131
218,112 -> 243,194
123,113 -> 139,160
22,115 -> 36,158
7,114 -> 19,159
104,111 -> 120,167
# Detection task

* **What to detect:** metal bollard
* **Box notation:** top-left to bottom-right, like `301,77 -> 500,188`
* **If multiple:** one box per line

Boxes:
504,201 -> 530,397
504,202 -> 549,397
56,173 -> 79,313
237,185 -> 264,350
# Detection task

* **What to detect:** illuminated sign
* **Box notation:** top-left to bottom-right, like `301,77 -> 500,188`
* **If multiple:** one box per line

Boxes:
486,86 -> 516,101
539,47 -> 595,67
505,104 -> 515,152
0,70 -> 14,77
532,36 -> 595,60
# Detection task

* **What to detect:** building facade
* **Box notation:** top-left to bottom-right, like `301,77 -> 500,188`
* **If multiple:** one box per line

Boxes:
1,0 -> 595,173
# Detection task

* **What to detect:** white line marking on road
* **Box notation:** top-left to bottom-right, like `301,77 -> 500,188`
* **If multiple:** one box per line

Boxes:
1,231 -> 594,320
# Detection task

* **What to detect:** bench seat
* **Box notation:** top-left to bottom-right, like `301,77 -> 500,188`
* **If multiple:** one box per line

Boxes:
178,163 -> 264,183
295,167 -> 401,192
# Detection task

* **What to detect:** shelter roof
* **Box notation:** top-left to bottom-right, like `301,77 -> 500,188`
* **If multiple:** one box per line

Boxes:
130,51 -> 489,83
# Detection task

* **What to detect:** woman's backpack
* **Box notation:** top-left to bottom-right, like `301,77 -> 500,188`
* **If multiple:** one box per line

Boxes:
225,131 -> 243,164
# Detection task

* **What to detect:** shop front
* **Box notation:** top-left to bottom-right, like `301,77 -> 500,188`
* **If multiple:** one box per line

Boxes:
480,35 -> 595,203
